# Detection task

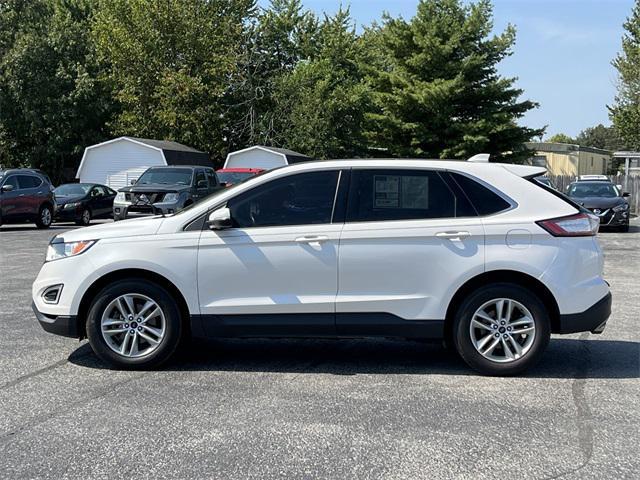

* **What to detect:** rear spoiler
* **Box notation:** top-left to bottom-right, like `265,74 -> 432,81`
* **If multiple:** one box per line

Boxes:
467,153 -> 546,179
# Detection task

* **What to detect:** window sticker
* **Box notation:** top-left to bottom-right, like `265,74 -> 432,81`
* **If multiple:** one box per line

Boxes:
373,174 -> 429,209
401,176 -> 429,209
374,175 -> 400,208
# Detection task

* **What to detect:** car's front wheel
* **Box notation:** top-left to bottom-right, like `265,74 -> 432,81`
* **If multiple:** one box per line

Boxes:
86,280 -> 183,369
453,283 -> 550,376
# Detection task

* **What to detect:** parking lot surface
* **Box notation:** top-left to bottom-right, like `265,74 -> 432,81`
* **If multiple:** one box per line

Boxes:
0,220 -> 638,479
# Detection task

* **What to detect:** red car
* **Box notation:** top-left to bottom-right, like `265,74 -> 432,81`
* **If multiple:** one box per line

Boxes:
216,168 -> 264,187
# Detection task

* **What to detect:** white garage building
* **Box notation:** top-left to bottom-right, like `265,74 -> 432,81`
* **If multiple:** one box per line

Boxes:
76,137 -> 212,190
223,145 -> 312,170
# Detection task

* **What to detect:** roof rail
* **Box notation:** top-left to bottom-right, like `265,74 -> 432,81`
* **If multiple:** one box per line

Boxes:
468,153 -> 490,162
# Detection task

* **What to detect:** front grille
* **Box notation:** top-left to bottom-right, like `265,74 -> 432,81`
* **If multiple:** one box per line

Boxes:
588,208 -> 614,224
131,192 -> 165,204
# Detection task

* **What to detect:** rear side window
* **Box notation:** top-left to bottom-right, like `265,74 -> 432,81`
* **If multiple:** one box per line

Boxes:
346,169 -> 475,222
18,175 -> 42,189
228,170 -> 340,228
449,172 -> 511,216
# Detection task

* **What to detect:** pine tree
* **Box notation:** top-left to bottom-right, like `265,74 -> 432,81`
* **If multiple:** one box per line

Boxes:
610,1 -> 640,149
364,0 -> 543,162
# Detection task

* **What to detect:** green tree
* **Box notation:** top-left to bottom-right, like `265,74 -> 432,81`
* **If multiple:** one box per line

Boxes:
575,124 -> 626,151
225,0 -> 319,149
364,0 -> 543,162
93,0 -> 254,161
546,133 -> 575,144
611,0 -> 640,149
269,8 -> 371,158
0,0 -> 114,180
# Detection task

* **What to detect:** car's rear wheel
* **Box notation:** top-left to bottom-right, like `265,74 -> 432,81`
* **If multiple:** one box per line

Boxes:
76,208 -> 91,226
35,204 -> 52,229
453,283 -> 550,376
86,280 -> 182,369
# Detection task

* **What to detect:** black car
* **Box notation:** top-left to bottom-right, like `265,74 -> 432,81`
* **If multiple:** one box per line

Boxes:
113,166 -> 223,220
566,181 -> 631,232
0,169 -> 55,228
54,183 -> 117,226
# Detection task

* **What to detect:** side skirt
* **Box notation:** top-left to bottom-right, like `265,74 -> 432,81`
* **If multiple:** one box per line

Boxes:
190,312 -> 445,340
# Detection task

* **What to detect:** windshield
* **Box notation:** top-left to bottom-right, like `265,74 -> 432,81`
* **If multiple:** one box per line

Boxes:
567,182 -> 619,198
137,168 -> 193,185
54,184 -> 92,196
217,171 -> 256,185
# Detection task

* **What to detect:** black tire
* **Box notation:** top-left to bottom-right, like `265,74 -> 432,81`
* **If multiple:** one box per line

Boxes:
76,208 -> 91,226
620,223 -> 629,233
86,279 -> 183,369
35,204 -> 53,229
453,283 -> 550,376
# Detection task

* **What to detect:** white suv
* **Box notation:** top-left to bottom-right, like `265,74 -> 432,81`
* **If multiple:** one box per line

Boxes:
32,159 -> 611,375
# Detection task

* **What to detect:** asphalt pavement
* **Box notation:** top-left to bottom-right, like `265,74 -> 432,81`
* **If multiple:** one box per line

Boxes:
0,219 -> 638,479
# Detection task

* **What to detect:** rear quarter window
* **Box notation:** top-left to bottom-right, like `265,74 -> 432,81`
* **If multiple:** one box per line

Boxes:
449,172 -> 511,216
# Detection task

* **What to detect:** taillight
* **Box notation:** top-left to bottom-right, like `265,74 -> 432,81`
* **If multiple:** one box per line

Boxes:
536,213 -> 599,237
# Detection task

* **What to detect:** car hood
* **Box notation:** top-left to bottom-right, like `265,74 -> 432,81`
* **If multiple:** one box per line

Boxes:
571,196 -> 627,209
57,216 -> 164,242
120,184 -> 191,193
54,194 -> 86,204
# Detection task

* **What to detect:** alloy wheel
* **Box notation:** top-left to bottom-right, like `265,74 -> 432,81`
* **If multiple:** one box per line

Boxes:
100,293 -> 166,358
41,207 -> 52,226
469,298 -> 536,363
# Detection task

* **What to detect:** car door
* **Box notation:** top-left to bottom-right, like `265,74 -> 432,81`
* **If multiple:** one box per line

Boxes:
17,174 -> 44,216
335,168 -> 485,337
90,186 -> 110,217
0,175 -> 22,221
196,169 -> 345,337
205,169 -> 220,195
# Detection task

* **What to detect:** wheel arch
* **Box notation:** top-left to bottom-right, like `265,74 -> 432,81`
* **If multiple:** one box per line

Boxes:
444,270 -> 561,343
77,268 -> 190,339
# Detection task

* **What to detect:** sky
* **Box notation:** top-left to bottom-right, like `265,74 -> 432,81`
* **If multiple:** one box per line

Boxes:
258,0 -> 635,139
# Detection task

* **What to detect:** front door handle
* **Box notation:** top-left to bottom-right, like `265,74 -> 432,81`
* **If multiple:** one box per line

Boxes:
436,231 -> 471,240
295,235 -> 329,244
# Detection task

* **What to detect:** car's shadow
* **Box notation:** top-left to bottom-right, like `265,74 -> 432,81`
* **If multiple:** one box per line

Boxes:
0,225 -> 71,232
68,337 -> 640,379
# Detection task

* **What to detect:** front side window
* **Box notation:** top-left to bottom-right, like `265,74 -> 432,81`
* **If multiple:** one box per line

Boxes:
195,171 -> 206,188
206,170 -> 218,187
228,170 -> 340,228
2,175 -> 20,190
346,169 -> 471,222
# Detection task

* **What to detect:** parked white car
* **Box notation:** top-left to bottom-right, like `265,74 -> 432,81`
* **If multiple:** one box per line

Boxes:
32,158 -> 611,375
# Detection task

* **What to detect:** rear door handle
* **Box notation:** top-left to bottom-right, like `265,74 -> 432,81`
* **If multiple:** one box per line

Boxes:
295,235 -> 329,244
435,231 -> 471,240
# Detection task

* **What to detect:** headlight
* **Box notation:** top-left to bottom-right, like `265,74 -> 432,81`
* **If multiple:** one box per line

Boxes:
163,193 -> 179,203
63,202 -> 81,209
46,240 -> 97,262
613,203 -> 629,212
115,192 -> 128,203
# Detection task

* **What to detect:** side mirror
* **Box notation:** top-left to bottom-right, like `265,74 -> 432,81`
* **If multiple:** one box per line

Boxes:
130,179 -> 137,185
208,207 -> 232,230
219,181 -> 228,188
1,184 -> 14,192
622,192 -> 630,198
617,184 -> 623,190
197,180 -> 207,188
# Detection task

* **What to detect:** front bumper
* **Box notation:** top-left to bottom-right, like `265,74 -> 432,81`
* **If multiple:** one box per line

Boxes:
588,208 -> 629,227
113,202 -> 181,220
32,301 -> 80,338
557,292 -> 612,334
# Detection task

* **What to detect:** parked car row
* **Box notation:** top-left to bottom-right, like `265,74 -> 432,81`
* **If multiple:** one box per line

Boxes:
1,165 -> 265,228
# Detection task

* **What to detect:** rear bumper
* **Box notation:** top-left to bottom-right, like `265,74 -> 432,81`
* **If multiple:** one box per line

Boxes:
557,292 -> 612,334
32,301 -> 79,338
